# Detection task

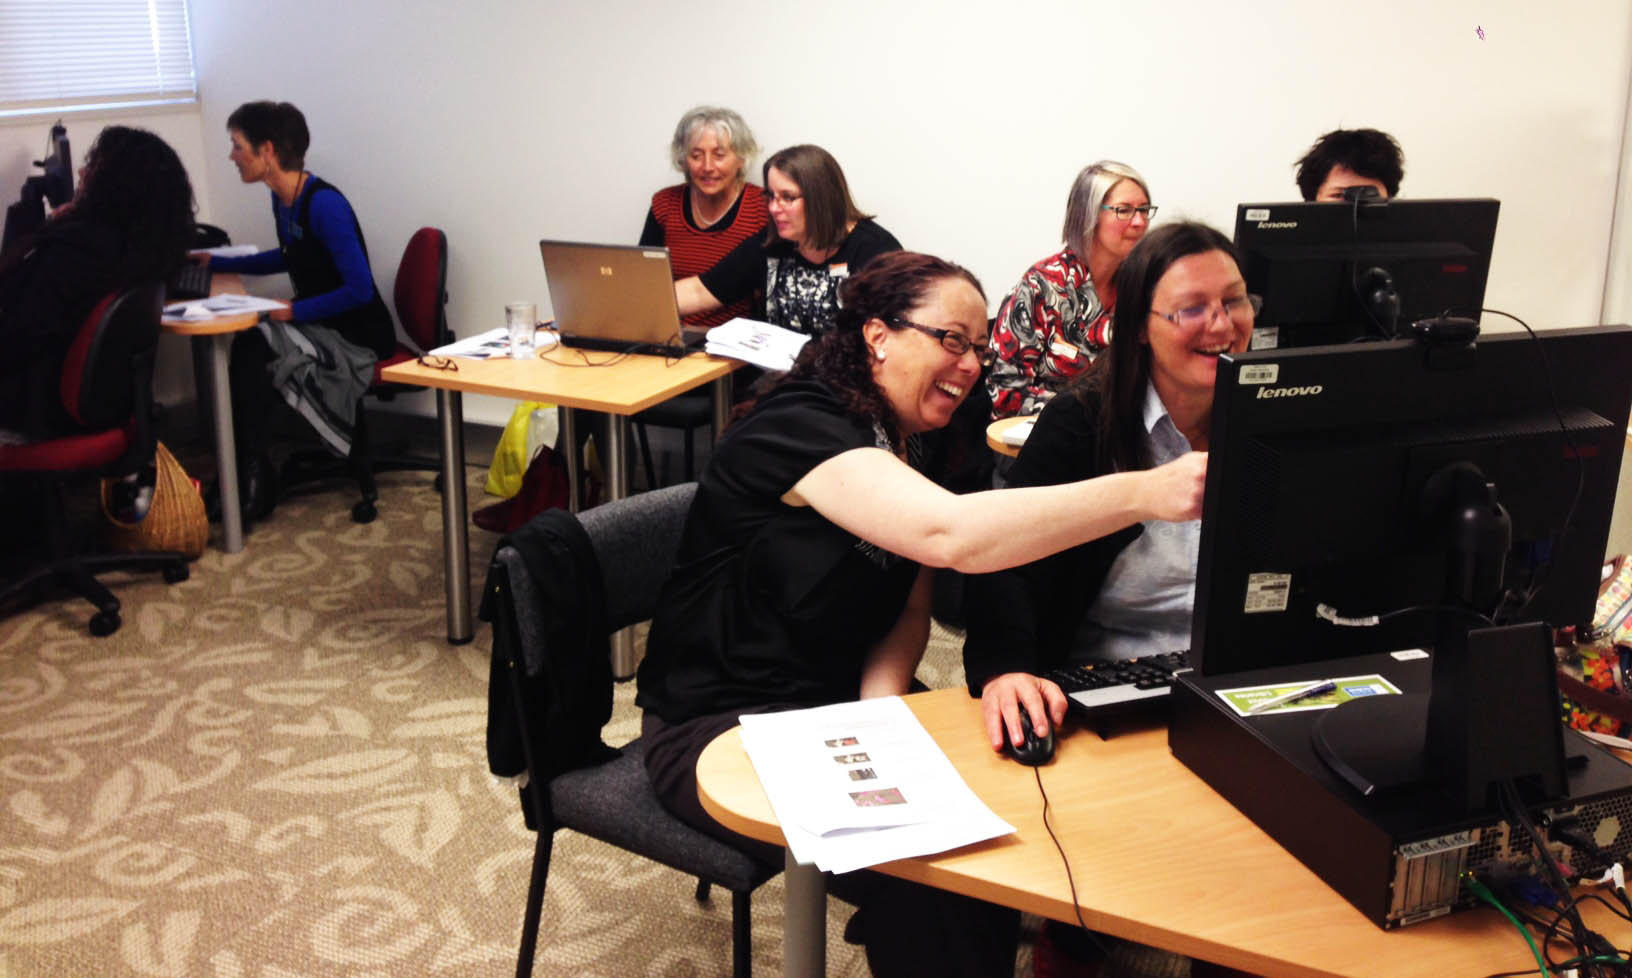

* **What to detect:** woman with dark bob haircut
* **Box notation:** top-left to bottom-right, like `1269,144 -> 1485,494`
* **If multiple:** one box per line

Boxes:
963,222 -> 1259,976
637,251 -> 1208,977
0,125 -> 194,440
672,143 -> 901,336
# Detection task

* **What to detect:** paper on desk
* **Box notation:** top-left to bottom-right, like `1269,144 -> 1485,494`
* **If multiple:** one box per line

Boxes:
1001,419 -> 1035,447
199,244 -> 262,258
429,325 -> 559,359
162,293 -> 287,320
704,317 -> 810,372
738,697 -> 1014,874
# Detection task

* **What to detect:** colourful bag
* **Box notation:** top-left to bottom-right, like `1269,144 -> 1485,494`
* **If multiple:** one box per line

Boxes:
485,401 -> 550,499
473,443 -> 571,533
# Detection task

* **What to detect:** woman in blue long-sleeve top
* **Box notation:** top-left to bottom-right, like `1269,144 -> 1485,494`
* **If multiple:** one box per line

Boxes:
200,101 -> 394,520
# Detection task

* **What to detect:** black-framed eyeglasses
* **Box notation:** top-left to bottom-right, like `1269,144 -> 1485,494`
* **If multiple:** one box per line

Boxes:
765,191 -> 802,206
890,318 -> 994,367
1149,294 -> 1262,330
416,354 -> 458,371
1100,203 -> 1158,221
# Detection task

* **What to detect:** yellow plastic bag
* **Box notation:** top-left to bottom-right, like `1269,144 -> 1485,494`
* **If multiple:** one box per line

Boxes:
485,401 -> 549,498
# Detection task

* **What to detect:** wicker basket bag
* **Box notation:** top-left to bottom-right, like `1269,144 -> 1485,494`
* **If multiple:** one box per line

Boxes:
102,441 -> 209,560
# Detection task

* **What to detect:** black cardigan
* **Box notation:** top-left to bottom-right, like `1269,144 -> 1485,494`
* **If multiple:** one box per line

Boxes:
482,509 -> 619,788
961,388 -> 1144,695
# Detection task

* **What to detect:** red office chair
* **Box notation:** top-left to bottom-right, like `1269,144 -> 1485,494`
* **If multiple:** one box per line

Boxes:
0,282 -> 189,636
280,227 -> 452,523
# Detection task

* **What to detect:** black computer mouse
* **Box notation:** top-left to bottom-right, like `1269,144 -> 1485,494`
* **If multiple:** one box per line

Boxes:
1004,704 -> 1056,766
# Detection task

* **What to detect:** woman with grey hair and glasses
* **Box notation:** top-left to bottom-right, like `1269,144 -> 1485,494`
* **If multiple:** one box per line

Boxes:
987,160 -> 1155,420
639,106 -> 768,328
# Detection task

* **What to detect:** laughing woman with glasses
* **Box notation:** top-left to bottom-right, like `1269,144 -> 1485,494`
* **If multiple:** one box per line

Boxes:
637,251 -> 1208,978
988,159 -> 1155,420
672,143 -> 901,337
964,222 -> 1259,978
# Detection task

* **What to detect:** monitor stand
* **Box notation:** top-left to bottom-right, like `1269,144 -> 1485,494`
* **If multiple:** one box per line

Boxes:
1312,621 -> 1568,812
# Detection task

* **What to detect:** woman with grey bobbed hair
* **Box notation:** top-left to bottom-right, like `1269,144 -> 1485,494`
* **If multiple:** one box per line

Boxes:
987,160 -> 1154,419
639,106 -> 769,328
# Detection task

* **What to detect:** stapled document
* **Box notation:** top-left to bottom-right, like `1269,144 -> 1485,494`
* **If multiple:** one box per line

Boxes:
737,697 -> 1014,873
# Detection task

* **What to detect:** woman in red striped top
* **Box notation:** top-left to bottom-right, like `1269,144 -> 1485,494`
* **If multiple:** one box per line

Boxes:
639,107 -> 768,329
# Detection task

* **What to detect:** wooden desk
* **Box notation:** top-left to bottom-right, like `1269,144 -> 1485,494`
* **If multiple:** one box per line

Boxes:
379,347 -> 737,647
698,687 -> 1627,978
160,273 -> 282,554
985,415 -> 1034,458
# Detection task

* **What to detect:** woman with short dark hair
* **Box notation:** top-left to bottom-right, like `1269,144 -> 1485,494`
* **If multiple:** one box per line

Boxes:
673,144 -> 901,336
0,125 -> 194,440
202,100 -> 395,521
638,250 -> 1208,977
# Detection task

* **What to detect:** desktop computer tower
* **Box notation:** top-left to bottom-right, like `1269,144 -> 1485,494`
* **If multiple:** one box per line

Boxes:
1169,650 -> 1632,928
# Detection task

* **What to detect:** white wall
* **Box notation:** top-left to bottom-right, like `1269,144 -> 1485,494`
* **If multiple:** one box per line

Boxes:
7,0 -> 1630,426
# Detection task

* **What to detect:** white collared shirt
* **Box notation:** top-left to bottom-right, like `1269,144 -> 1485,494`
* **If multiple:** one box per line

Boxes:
1071,381 -> 1201,662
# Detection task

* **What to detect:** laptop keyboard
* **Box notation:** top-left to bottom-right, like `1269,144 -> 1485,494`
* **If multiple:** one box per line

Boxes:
168,263 -> 212,300
1043,651 -> 1191,719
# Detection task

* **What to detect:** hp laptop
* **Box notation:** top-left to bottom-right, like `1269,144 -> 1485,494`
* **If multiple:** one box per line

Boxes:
538,240 -> 704,356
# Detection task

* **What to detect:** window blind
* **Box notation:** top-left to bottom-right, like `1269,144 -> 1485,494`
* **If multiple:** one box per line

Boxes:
0,0 -> 197,119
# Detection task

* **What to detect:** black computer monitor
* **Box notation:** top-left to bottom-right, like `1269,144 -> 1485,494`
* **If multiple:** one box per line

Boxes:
1192,323 -> 1632,678
1,122 -> 73,256
1233,198 -> 1499,348
38,122 -> 74,208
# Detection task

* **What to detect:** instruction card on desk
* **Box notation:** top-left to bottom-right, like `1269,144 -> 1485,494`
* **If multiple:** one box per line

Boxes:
1216,673 -> 1403,717
738,697 -> 1014,874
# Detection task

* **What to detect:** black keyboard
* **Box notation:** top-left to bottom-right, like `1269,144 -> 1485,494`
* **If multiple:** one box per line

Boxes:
1043,651 -> 1192,720
168,263 -> 212,300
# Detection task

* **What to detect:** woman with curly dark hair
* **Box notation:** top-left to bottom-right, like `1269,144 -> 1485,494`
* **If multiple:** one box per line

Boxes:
0,125 -> 194,439
635,250 -> 1209,977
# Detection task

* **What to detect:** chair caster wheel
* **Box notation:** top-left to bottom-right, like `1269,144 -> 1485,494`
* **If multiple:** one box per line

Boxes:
90,610 -> 121,637
163,563 -> 189,584
351,500 -> 377,524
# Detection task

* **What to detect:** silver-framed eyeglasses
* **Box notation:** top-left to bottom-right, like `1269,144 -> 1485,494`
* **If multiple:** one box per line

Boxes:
1100,203 -> 1158,221
891,318 -> 995,367
1149,294 -> 1262,331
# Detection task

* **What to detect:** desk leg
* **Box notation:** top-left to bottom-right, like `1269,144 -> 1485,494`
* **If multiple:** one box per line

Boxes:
560,407 -> 580,513
712,375 -> 731,439
199,335 -> 244,554
437,390 -> 473,644
783,851 -> 826,978
605,414 -> 640,679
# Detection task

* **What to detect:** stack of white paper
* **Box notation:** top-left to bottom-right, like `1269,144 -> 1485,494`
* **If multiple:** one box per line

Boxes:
704,317 -> 811,372
162,293 -> 288,321
737,697 -> 1014,874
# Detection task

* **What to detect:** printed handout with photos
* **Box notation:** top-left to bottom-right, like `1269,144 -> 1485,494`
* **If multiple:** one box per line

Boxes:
737,696 -> 1015,873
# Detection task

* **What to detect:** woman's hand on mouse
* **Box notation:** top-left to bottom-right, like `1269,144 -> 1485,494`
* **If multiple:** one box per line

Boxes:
980,672 -> 1067,752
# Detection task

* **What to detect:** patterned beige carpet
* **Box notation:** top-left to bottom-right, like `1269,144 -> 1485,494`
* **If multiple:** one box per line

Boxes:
0,453 -> 1004,978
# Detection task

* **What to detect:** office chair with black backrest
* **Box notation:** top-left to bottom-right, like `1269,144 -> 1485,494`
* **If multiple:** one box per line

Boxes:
280,226 -> 452,523
486,483 -> 777,978
631,388 -> 712,488
0,282 -> 189,636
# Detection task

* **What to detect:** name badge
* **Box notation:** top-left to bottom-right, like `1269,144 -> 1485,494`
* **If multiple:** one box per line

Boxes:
828,263 -> 849,277
1049,339 -> 1082,361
